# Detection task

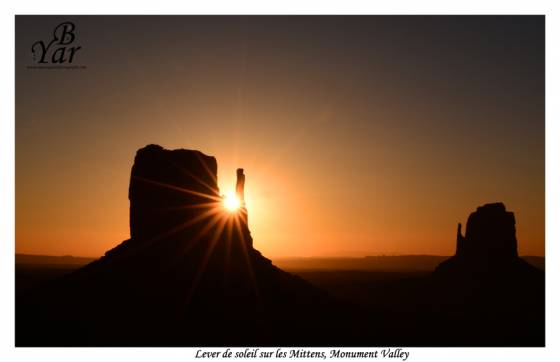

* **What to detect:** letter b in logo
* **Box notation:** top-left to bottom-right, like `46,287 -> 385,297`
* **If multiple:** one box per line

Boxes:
54,22 -> 76,45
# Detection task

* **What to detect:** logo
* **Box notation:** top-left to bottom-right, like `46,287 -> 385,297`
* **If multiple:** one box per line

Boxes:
29,21 -> 85,69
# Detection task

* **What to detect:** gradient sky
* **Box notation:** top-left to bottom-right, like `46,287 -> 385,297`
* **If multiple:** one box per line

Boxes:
16,16 -> 544,258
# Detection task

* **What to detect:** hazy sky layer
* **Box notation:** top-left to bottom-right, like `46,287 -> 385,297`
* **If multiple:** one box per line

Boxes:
16,16 -> 544,257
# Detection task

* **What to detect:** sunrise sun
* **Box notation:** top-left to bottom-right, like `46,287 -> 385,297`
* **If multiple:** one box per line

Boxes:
223,191 -> 241,212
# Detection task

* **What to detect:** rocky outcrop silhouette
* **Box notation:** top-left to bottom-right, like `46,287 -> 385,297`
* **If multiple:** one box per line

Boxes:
435,202 -> 537,277
128,145 -> 219,244
17,145 -> 344,346
426,203 -> 544,346
459,203 -> 517,258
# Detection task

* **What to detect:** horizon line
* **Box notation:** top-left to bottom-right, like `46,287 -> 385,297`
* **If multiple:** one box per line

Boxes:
14,252 -> 546,259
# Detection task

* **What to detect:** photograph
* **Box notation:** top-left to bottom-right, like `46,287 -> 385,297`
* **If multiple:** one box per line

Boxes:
14,15 -> 544,347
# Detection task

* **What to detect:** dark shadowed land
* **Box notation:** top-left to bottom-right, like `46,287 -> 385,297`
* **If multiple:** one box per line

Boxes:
15,254 -> 544,295
273,255 -> 544,272
16,146 -> 544,347
15,253 -> 545,271
15,254 -> 544,291
17,254 -> 545,337
15,254 -> 546,338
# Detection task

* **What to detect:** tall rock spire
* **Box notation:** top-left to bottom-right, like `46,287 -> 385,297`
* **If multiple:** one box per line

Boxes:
236,168 -> 245,205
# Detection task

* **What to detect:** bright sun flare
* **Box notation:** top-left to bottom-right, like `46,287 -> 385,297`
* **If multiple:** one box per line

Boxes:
223,192 -> 241,212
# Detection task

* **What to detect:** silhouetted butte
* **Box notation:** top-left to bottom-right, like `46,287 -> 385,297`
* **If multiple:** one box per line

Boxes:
435,202 -> 538,277
16,145 -> 343,346
426,203 -> 544,346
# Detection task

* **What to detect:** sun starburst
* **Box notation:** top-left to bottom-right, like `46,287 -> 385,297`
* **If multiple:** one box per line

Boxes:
223,191 -> 241,212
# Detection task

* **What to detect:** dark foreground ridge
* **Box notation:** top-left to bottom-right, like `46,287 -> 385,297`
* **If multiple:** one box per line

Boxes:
16,146 -> 544,346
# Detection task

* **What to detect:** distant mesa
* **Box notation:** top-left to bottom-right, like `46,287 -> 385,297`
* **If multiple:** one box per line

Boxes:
435,202 -> 538,277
